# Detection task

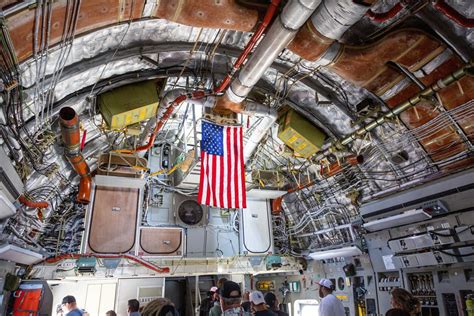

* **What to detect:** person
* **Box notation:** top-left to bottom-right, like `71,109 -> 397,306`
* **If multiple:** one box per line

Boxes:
61,296 -> 83,316
388,288 -> 420,316
317,279 -> 344,316
209,278 -> 228,316
106,311 -> 117,316
219,280 -> 250,316
142,298 -> 177,316
201,286 -> 219,316
386,309 -> 410,316
241,291 -> 251,313
264,292 -> 288,316
249,291 -> 276,316
128,299 -> 141,316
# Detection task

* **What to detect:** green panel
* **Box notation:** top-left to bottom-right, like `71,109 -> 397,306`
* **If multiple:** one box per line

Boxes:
277,109 -> 326,158
98,81 -> 159,129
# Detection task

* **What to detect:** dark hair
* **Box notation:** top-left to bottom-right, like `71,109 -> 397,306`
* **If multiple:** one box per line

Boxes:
264,292 -> 277,308
106,311 -> 117,316
128,299 -> 140,312
217,277 -> 228,288
386,308 -> 410,316
391,288 -> 420,315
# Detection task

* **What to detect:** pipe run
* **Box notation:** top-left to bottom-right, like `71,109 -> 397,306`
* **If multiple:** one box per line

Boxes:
59,107 -> 92,204
123,90 -> 208,153
433,0 -> 474,28
43,253 -> 170,274
18,194 -> 49,209
328,61 -> 474,154
241,101 -> 278,164
366,2 -> 404,22
214,0 -> 282,94
215,0 -> 321,112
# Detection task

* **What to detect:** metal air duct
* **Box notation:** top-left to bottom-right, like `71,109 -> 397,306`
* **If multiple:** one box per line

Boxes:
59,107 -> 92,204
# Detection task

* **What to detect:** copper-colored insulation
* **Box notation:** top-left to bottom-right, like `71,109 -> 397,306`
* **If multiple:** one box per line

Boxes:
384,56 -> 474,162
287,21 -> 333,62
7,0 -> 258,62
154,0 -> 258,32
214,93 -> 245,115
321,155 -> 364,178
287,26 -> 472,165
59,107 -> 92,204
8,0 -> 144,62
330,29 -> 445,95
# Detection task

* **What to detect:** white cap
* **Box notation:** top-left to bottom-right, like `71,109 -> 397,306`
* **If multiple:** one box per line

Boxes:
210,286 -> 218,293
318,279 -> 333,289
249,291 -> 265,305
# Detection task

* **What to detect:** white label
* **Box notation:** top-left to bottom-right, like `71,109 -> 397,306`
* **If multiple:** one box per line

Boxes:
383,255 -> 396,270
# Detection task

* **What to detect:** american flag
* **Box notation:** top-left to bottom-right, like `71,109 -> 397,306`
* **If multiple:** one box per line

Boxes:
198,120 -> 247,208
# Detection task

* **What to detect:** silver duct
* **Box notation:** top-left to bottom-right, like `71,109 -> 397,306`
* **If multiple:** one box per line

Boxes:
311,0 -> 372,40
241,102 -> 278,164
225,0 -> 322,103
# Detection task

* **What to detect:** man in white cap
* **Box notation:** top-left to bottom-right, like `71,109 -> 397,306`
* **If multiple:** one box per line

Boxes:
317,279 -> 344,316
200,286 -> 219,316
249,291 -> 276,316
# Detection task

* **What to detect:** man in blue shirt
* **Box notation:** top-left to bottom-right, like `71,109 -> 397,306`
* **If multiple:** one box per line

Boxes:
62,296 -> 83,316
128,299 -> 141,316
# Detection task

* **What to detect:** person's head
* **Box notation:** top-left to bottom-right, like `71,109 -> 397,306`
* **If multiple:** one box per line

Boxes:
249,291 -> 267,311
317,279 -> 334,298
390,288 -> 420,315
142,298 -> 176,316
128,299 -> 140,313
210,286 -> 219,300
264,292 -> 279,310
106,311 -> 117,316
61,296 -> 77,312
219,280 -> 242,311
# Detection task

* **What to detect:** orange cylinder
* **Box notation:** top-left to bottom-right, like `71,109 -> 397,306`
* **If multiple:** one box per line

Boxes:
59,107 -> 92,204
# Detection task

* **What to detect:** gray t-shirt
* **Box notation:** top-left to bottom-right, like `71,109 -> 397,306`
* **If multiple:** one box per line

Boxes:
319,294 -> 345,316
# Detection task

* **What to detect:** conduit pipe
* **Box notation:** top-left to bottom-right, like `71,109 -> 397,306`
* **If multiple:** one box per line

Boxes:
288,0 -> 373,61
44,253 -> 170,274
325,62 -> 473,156
18,195 -> 49,209
123,90 -> 208,153
59,107 -> 92,204
366,2 -> 404,22
433,0 -> 474,28
241,101 -> 278,164
214,0 -> 321,113
214,0 -> 281,94
321,155 -> 365,177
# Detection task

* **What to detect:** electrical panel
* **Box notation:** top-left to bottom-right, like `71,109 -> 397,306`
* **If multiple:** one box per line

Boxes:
0,146 -> 23,218
98,80 -> 160,129
277,108 -> 326,158
388,230 -> 455,252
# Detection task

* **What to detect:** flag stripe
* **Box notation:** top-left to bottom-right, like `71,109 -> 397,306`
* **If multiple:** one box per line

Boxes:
198,120 -> 246,209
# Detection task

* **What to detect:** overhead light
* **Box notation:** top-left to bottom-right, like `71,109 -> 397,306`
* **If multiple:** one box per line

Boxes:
0,244 -> 43,265
363,208 -> 432,232
308,246 -> 362,260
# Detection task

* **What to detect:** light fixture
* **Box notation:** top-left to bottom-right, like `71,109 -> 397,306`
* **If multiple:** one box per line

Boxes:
308,246 -> 362,260
363,208 -> 432,232
0,244 -> 43,265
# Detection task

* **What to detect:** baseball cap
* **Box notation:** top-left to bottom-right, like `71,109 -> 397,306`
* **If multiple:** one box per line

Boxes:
249,291 -> 265,305
264,292 -> 277,306
210,286 -> 219,293
219,280 -> 242,299
318,279 -> 333,289
62,295 -> 76,304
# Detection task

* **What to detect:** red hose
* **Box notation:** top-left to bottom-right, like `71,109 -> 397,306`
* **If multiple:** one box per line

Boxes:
214,0 -> 281,94
122,91 -> 207,153
18,195 -> 49,209
366,2 -> 404,22
44,253 -> 170,273
80,129 -> 87,151
433,0 -> 474,28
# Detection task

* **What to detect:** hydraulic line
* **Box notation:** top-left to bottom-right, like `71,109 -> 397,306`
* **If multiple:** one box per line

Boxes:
433,0 -> 474,28
214,0 -> 281,94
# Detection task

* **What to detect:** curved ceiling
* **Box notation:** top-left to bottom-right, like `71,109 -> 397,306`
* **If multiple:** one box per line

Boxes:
0,0 -> 473,258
